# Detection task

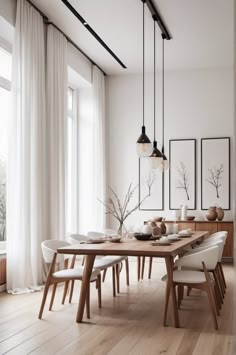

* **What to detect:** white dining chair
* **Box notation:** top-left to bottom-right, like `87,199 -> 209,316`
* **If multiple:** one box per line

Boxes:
87,231 -> 130,293
184,238 -> 227,302
162,245 -> 220,330
39,240 -> 101,320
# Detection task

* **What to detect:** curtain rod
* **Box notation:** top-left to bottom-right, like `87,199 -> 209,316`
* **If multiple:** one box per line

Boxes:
27,0 -> 107,76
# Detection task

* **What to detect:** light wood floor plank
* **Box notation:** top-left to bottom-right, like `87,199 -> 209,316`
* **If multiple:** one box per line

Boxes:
0,260 -> 234,355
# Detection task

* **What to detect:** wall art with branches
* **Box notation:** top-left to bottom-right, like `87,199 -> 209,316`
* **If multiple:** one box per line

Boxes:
169,139 -> 196,210
201,137 -> 230,210
139,158 -> 164,210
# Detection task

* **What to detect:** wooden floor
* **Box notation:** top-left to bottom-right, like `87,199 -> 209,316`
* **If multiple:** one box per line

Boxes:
0,259 -> 235,355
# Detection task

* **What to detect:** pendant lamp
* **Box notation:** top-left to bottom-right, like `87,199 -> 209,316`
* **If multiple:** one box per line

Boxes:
149,20 -> 163,170
136,0 -> 152,157
159,34 -> 169,171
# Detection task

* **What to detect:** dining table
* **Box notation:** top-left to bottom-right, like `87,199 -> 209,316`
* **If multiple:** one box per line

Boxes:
57,231 -> 208,327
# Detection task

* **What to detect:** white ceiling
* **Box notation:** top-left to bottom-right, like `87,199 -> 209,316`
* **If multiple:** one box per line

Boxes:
31,0 -> 234,75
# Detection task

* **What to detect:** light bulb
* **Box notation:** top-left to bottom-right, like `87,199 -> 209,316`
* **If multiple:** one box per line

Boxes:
158,157 -> 169,172
136,126 -> 152,157
149,156 -> 162,170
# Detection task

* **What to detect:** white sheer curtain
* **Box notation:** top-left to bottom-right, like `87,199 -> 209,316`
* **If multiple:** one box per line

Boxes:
7,0 -> 46,293
78,66 -> 106,233
47,25 -> 67,241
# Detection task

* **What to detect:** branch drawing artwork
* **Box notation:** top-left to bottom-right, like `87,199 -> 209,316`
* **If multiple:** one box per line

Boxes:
206,164 -> 224,198
144,171 -> 157,196
176,161 -> 190,200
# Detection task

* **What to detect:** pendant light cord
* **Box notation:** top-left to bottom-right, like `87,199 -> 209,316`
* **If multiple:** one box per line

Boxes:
162,35 -> 165,154
142,1 -> 145,126
153,21 -> 156,142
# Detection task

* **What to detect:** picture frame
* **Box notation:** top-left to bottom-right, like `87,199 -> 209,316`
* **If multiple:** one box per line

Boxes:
169,139 -> 196,210
201,137 -> 230,210
139,158 -> 164,210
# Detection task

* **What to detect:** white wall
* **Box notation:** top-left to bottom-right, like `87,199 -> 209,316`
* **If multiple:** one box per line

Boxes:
106,68 -> 234,230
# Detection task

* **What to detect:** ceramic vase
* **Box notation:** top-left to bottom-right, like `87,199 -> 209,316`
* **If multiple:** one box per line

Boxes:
160,221 -> 166,235
206,206 -> 217,221
216,207 -> 224,221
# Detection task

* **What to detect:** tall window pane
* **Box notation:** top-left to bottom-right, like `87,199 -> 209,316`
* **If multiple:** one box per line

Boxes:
0,47 -> 12,81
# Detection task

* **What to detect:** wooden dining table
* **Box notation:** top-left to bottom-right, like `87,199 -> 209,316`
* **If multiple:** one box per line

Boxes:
57,231 -> 208,326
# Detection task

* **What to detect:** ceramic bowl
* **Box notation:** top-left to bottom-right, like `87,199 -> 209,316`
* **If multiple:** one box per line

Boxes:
134,233 -> 152,241
186,216 -> 195,221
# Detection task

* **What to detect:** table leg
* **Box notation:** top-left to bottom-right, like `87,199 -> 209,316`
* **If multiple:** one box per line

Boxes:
76,255 -> 96,323
164,256 -> 179,328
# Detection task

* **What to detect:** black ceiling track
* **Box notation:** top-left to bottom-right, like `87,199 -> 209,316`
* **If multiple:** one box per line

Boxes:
61,0 -> 127,69
143,0 -> 171,40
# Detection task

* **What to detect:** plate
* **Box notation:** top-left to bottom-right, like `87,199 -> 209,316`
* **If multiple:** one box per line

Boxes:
85,239 -> 106,244
178,234 -> 192,238
151,241 -> 171,246
108,237 -> 122,243
167,237 -> 181,242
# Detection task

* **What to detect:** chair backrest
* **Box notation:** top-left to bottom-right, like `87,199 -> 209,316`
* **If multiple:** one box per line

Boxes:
188,240 -> 224,262
87,231 -> 104,238
202,232 -> 227,246
176,245 -> 219,270
41,240 -> 70,264
68,234 -> 88,244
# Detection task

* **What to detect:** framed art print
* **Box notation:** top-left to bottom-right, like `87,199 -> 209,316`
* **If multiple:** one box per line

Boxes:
201,137 -> 230,210
169,139 -> 196,210
139,158 -> 164,210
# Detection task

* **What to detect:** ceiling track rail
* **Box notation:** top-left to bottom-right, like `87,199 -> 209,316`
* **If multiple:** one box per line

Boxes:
144,0 -> 171,40
27,0 -> 107,75
61,0 -> 127,69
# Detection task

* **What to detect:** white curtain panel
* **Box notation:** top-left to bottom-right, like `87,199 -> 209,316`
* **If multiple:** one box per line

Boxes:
92,66 -> 107,230
7,0 -> 47,292
46,25 -> 67,241
78,66 -> 106,233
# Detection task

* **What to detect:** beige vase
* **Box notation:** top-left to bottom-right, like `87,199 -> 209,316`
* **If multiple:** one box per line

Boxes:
206,206 -> 217,221
216,207 -> 224,221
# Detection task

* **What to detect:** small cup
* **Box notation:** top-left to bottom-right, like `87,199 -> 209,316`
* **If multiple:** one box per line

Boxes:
159,236 -> 168,243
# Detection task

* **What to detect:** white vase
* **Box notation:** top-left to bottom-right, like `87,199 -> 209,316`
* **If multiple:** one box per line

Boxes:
141,224 -> 152,234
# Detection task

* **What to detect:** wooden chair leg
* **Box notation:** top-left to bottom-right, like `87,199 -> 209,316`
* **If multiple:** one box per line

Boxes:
213,270 -> 223,306
203,263 -> 218,330
38,282 -> 51,319
187,286 -> 192,296
218,263 -> 227,289
137,257 -> 141,281
141,257 -> 145,279
86,283 -> 90,319
148,257 -> 153,279
49,283 -> 57,310
163,283 -> 171,326
112,266 -> 116,297
102,269 -> 107,282
177,285 -> 184,309
217,265 -> 225,296
69,280 -> 75,303
205,284 -> 218,330
97,274 -> 102,308
62,281 -> 70,305
125,258 -> 129,286
115,264 -> 120,293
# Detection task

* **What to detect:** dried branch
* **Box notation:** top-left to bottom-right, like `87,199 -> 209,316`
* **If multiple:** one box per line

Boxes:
145,172 -> 156,196
206,164 -> 224,198
176,161 -> 190,200
98,182 -> 150,228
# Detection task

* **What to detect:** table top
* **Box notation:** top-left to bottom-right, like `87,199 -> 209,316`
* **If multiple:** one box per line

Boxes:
58,231 -> 208,258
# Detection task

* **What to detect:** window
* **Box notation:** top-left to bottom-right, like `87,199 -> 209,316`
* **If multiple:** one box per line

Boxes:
0,44 -> 12,242
66,87 -> 77,234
